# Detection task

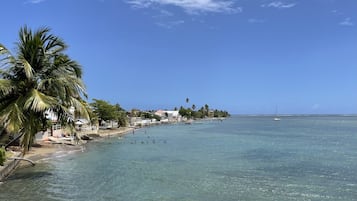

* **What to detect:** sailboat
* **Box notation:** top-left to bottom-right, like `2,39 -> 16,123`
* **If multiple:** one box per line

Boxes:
274,106 -> 281,121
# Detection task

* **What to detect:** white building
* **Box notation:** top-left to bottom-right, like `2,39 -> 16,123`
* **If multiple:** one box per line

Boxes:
155,110 -> 181,122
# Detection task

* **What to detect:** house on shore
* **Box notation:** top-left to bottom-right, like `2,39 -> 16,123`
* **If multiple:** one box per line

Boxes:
154,110 -> 182,122
43,110 -> 91,139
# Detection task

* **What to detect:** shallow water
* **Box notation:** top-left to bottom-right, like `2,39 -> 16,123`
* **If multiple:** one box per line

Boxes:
1,116 -> 357,201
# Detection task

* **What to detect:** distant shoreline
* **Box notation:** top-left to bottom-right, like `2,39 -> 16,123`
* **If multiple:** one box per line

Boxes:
231,114 -> 357,117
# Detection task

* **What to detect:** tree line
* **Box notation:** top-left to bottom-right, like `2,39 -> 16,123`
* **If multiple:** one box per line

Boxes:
178,98 -> 230,119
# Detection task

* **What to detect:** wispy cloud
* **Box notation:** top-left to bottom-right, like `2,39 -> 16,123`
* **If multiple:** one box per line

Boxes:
152,9 -> 175,18
160,9 -> 174,17
261,1 -> 296,9
156,20 -> 185,29
331,10 -> 340,15
248,18 -> 266,24
339,18 -> 354,26
126,0 -> 241,14
26,0 -> 46,4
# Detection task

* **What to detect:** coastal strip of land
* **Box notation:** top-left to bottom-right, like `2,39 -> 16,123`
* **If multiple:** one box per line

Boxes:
9,127 -> 135,169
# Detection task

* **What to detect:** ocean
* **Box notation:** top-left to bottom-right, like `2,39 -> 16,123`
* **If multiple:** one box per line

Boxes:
1,116 -> 356,201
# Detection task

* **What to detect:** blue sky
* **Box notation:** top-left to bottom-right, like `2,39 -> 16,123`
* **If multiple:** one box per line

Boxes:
1,0 -> 357,114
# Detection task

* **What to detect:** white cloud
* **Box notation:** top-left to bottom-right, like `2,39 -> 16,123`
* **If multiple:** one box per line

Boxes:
126,0 -> 241,14
339,18 -> 354,26
261,1 -> 296,9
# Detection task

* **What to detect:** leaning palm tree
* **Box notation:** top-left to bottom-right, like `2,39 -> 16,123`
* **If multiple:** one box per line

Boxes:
0,26 -> 88,153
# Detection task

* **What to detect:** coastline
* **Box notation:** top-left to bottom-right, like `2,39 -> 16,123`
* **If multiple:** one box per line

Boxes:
4,127 -> 135,173
1,119 -> 218,180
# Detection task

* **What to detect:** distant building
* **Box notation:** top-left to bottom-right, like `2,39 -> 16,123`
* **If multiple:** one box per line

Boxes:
129,117 -> 152,127
44,110 -> 63,137
75,118 -> 91,131
44,109 -> 91,138
155,110 -> 181,122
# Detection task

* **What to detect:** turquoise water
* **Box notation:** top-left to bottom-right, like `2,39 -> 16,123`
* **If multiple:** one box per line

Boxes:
1,116 -> 357,201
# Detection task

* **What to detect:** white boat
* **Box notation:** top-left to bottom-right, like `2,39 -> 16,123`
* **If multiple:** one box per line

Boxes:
274,106 -> 281,121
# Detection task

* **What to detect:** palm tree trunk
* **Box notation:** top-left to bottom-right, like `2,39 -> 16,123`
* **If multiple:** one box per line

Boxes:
4,133 -> 24,149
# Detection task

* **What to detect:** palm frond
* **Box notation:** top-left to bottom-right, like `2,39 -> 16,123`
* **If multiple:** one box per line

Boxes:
56,54 -> 82,77
0,101 -> 24,134
50,105 -> 74,124
24,89 -> 56,112
0,79 -> 16,95
38,75 -> 87,100
0,44 -> 16,72
44,35 -> 67,54
19,57 -> 34,80
70,97 -> 90,120
18,26 -> 32,48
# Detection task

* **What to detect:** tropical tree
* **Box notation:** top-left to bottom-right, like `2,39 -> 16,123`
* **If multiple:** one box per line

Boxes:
90,99 -> 117,123
204,104 -> 209,115
0,26 -> 88,153
116,111 -> 128,127
90,99 -> 128,127
192,104 -> 196,111
114,103 -> 127,127
179,107 -> 192,119
83,101 -> 98,127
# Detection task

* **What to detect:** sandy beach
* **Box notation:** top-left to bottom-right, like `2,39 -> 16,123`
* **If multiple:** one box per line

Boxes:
17,143 -> 80,167
17,127 -> 135,168
96,127 -> 134,137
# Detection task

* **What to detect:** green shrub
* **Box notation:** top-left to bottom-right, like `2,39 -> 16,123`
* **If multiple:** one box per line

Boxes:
0,147 -> 6,166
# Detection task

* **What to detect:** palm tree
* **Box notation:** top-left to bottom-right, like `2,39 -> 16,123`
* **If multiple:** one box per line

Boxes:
0,26 -> 88,153
204,104 -> 209,116
192,104 -> 196,111
204,104 -> 209,111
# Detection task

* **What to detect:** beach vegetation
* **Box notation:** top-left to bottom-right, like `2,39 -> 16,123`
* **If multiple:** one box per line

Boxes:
192,111 -> 204,119
179,107 -> 192,119
130,109 -> 141,117
0,26 -> 89,153
117,111 -> 128,127
90,99 -> 128,127
178,104 -> 229,119
213,109 -> 230,117
139,112 -> 161,121
85,102 -> 99,127
91,99 -> 117,122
